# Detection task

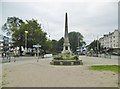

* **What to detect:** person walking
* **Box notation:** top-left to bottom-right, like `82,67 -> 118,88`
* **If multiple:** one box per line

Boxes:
6,50 -> 11,62
13,48 -> 18,62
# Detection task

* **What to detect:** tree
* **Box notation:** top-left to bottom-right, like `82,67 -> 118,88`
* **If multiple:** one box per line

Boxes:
2,17 -> 24,35
68,31 -> 86,53
2,17 -> 24,55
2,17 -> 86,55
12,19 -> 47,48
43,40 -> 53,53
51,40 -> 58,54
42,39 -> 58,54
56,32 -> 86,53
2,17 -> 48,56
56,37 -> 64,53
87,40 -> 101,53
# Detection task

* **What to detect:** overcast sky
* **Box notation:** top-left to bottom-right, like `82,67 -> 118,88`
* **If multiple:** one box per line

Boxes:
0,0 -> 119,45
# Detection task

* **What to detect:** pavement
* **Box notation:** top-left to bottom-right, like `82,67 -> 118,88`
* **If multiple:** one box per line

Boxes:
80,55 -> 118,66
1,55 -> 119,87
0,57 -> 2,88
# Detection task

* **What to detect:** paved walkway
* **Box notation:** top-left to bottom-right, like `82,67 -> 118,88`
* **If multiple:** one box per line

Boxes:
0,57 -> 2,88
80,56 -> 118,66
2,56 -> 119,87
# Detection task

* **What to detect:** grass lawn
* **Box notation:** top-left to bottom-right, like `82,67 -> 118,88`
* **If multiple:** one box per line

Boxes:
89,65 -> 120,73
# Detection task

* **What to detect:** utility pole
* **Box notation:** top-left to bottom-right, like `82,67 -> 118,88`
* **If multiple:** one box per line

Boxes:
78,36 -> 80,55
97,36 -> 99,57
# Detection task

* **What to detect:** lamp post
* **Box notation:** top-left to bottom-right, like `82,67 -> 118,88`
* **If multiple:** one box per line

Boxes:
25,31 -> 28,54
96,36 -> 99,57
77,36 -> 80,55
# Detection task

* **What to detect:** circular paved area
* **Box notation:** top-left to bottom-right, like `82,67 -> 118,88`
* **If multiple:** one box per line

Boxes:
2,56 -> 118,87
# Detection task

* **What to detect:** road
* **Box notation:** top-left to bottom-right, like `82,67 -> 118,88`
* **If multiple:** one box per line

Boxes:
1,54 -> 119,63
1,56 -> 41,63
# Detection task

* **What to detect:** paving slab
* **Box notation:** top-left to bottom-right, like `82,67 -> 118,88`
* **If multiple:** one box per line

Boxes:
2,56 -> 118,87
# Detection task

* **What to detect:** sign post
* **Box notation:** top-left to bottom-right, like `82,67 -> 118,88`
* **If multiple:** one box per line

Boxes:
33,44 -> 41,62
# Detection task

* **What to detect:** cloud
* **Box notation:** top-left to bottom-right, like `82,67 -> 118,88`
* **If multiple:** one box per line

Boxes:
1,1 -> 118,45
1,0 -> 119,2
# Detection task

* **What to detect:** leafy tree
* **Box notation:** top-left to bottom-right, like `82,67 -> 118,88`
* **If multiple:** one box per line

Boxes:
51,40 -> 58,54
12,19 -> 47,48
68,31 -> 86,53
2,17 -> 48,56
87,40 -> 101,52
42,39 -> 58,54
2,17 -> 86,55
43,40 -> 53,53
2,17 -> 24,55
56,37 -> 64,53
56,32 -> 86,53
2,17 -> 24,35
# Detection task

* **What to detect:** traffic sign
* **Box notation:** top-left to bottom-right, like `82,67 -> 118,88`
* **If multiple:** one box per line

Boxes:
33,44 -> 41,48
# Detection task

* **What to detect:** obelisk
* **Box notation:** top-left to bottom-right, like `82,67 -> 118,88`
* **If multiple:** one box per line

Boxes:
62,13 -> 72,54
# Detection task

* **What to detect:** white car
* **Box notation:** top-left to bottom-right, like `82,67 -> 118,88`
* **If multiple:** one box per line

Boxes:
44,54 -> 53,58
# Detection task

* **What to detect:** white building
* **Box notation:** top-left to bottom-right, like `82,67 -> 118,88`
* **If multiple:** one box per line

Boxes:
0,35 -> 3,51
99,29 -> 120,49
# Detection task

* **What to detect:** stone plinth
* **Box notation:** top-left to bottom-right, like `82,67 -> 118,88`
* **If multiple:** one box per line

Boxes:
50,60 -> 83,65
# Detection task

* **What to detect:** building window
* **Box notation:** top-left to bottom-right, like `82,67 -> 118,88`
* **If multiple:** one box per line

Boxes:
114,44 -> 115,47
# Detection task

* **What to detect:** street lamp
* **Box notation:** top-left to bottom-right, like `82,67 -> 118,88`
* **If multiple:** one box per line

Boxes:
77,36 -> 80,55
25,31 -> 28,54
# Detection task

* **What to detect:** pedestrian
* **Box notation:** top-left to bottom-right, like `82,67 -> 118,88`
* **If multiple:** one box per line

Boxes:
41,50 -> 45,58
13,48 -> 18,62
2,52 -> 5,60
6,50 -> 11,62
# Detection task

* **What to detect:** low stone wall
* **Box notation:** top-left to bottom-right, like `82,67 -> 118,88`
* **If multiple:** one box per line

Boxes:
50,60 -> 83,65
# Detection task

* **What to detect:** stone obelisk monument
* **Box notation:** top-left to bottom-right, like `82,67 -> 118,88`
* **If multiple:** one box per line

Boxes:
62,13 -> 72,54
